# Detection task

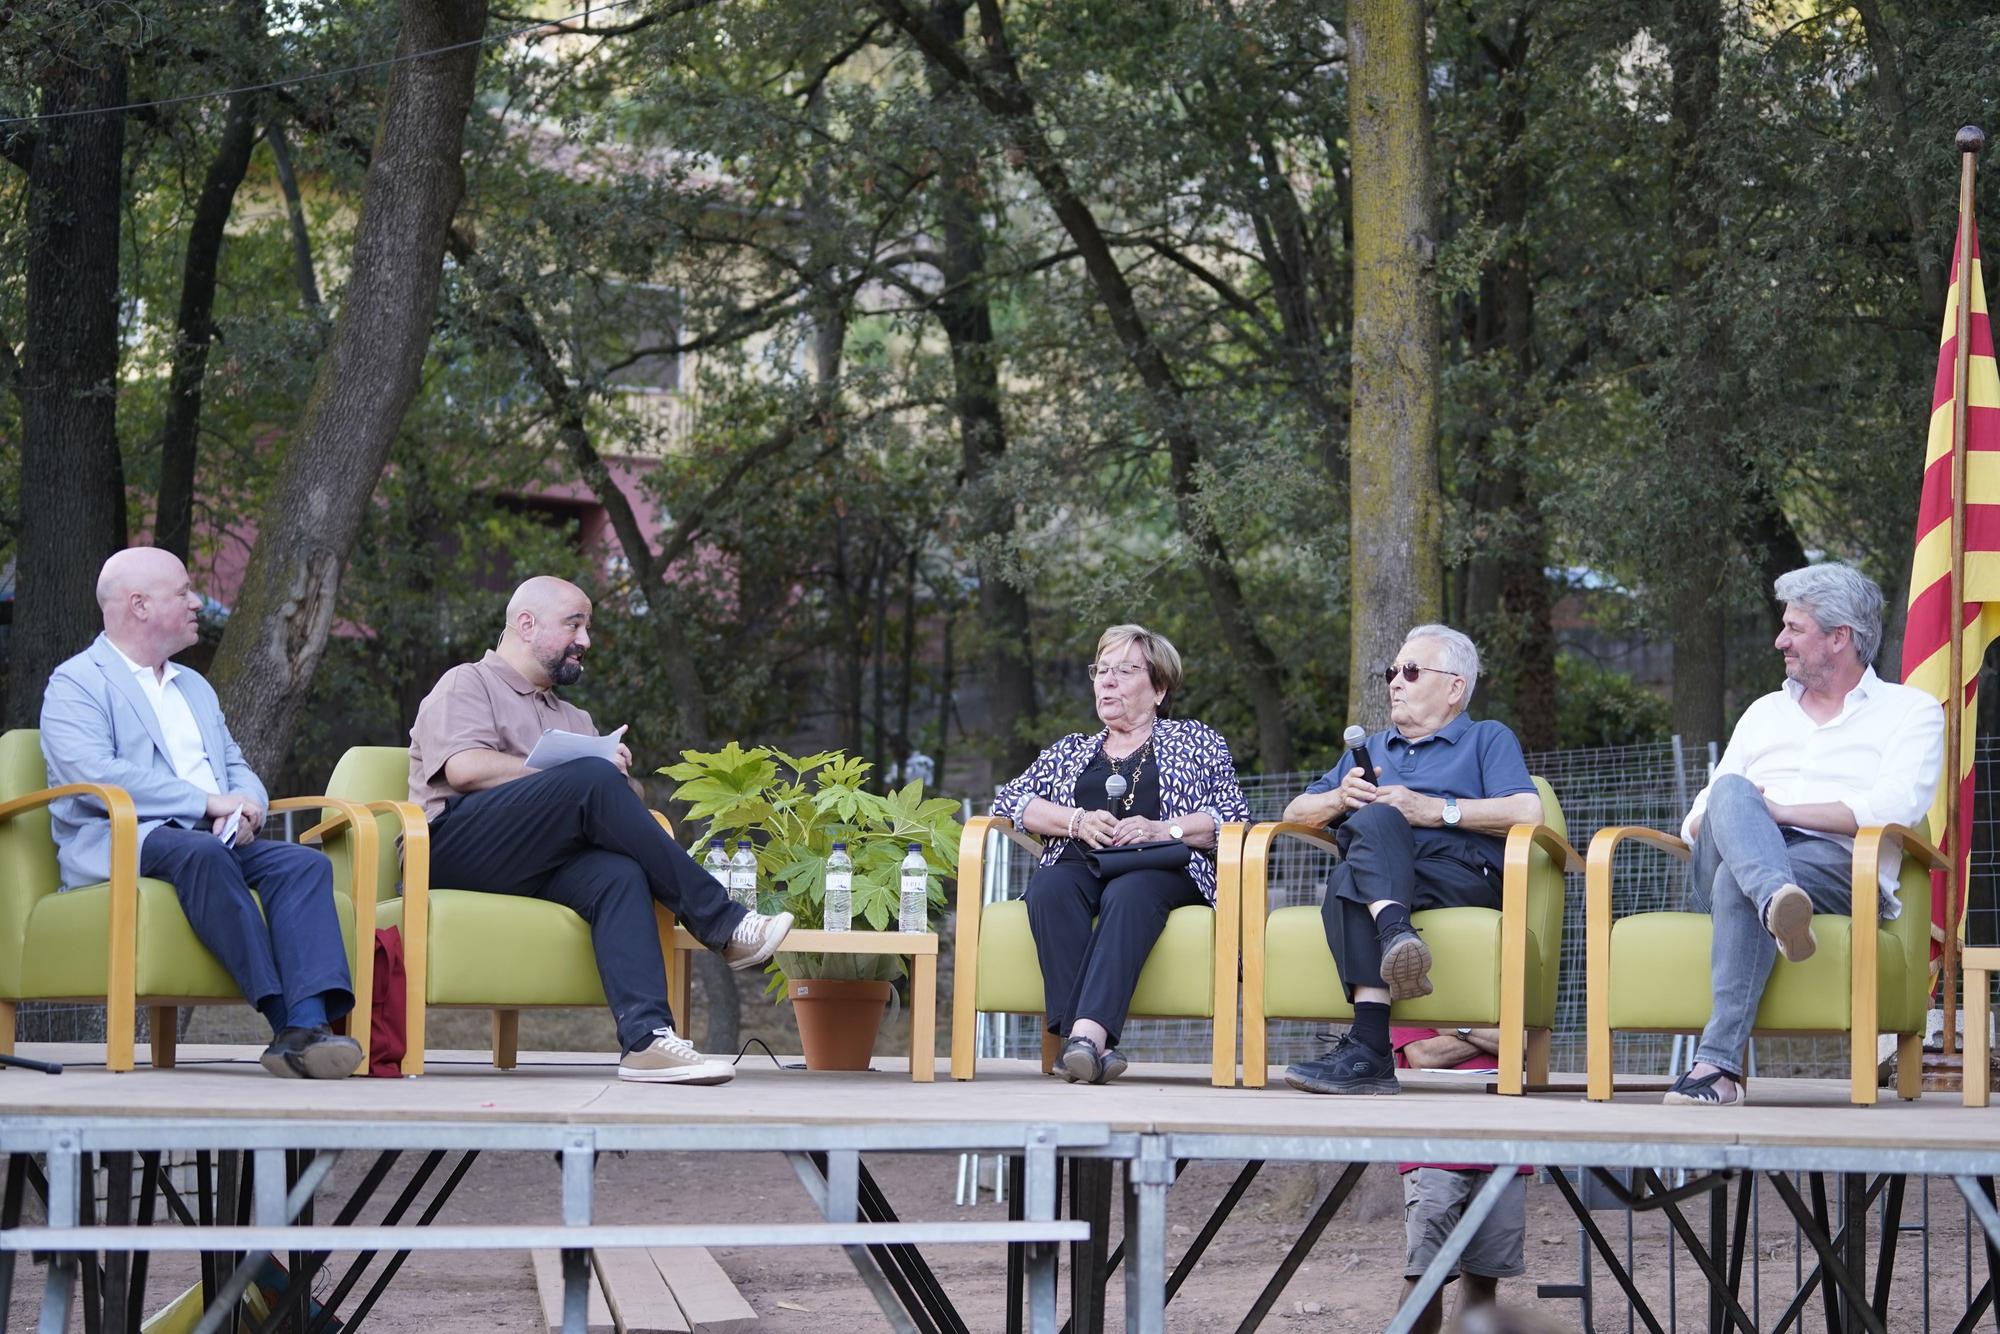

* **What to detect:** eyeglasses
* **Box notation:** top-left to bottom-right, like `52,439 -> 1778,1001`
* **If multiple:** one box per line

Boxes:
1087,663 -> 1150,682
1384,662 -> 1461,686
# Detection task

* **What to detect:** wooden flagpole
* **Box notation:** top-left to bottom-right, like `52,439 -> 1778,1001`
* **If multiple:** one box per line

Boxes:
1944,124 -> 1983,1060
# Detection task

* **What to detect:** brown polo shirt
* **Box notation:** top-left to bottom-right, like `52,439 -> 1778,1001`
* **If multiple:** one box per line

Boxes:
407,650 -> 598,819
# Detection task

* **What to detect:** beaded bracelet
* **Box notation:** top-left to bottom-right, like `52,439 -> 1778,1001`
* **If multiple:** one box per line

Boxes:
1066,808 -> 1082,840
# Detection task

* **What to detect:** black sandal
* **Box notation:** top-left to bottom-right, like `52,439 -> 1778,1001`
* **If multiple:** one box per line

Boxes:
1663,1068 -> 1746,1106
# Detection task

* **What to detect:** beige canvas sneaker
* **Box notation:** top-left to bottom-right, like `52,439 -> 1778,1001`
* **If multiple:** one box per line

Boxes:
617,1028 -> 734,1085
723,909 -> 795,971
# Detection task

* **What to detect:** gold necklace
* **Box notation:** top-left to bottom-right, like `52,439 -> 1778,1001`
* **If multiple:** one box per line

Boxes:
1102,737 -> 1152,812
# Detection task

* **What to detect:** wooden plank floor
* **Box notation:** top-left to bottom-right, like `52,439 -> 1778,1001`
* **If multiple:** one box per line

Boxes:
0,1044 -> 1996,1156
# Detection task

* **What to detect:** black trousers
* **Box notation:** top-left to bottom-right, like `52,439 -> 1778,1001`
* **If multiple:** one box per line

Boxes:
1322,802 -> 1498,1002
1024,859 -> 1206,1047
427,758 -> 746,1051
139,827 -> 354,1029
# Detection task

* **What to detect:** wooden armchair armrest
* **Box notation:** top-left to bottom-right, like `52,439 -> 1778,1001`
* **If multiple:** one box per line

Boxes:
1240,820 -> 1340,932
1585,825 -> 1688,1100
1496,822 -> 1582,1095
949,815 -> 1042,1081
0,783 -> 141,1069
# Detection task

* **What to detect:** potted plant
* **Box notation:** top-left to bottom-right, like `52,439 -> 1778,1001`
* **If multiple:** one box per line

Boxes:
660,743 -> 961,1069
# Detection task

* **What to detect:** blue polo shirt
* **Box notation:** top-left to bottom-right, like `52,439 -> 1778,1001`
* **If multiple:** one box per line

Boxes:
1305,713 -> 1536,867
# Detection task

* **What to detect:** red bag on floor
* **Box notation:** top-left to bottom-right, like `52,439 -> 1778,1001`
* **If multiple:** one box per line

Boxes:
369,925 -> 408,1077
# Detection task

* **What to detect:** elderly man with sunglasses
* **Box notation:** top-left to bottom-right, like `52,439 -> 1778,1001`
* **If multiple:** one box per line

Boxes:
1280,625 -> 1543,1095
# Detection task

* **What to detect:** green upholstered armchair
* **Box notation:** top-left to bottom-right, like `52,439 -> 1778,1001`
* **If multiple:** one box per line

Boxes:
1585,820 -> 1944,1105
1240,777 -> 1578,1095
948,816 -> 1247,1086
317,745 -> 680,1075
0,729 -> 377,1072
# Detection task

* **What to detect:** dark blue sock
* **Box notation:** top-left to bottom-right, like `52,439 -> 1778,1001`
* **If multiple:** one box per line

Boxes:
1351,1001 -> 1391,1056
257,996 -> 288,1036
284,993 -> 329,1031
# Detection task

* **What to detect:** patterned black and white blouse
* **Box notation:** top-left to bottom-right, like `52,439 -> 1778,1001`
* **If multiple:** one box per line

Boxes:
992,717 -> 1251,902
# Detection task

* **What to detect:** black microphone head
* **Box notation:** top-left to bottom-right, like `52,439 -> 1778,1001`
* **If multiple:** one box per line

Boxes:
1343,724 -> 1367,749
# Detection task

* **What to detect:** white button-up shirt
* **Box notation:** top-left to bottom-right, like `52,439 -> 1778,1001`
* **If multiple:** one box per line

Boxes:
1682,667 -> 1944,916
107,641 -> 221,798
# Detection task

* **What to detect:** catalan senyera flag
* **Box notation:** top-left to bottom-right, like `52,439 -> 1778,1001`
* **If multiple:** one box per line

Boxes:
1902,216 -> 2000,953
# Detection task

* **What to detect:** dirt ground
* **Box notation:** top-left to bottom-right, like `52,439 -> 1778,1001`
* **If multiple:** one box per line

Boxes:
5,1116 -> 1992,1332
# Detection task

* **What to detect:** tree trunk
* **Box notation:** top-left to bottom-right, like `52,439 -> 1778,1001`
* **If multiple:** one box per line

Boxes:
6,53 -> 130,729
1661,0 -> 1729,748
1345,0 -> 1443,731
156,74 -> 262,562
209,0 -> 488,775
880,0 -> 1293,767
920,1 -> 1039,780
1478,13 -> 1556,749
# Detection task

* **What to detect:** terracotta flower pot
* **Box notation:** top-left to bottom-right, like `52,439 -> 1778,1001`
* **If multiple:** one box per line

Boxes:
788,978 -> 893,1071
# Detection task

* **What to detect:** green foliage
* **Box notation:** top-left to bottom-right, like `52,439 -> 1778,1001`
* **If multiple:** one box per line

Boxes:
1555,656 -> 1672,750
660,745 -> 963,994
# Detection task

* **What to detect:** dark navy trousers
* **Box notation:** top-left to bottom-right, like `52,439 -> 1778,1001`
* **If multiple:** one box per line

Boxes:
1025,860 -> 1206,1047
426,758 -> 746,1052
138,826 -> 354,1029
1322,802 -> 1499,1001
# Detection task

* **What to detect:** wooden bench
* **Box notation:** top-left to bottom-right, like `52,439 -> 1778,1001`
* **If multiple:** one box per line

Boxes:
531,1246 -> 757,1333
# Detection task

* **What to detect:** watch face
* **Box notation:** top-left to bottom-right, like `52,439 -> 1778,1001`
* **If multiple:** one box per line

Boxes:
1169,823 -> 1185,839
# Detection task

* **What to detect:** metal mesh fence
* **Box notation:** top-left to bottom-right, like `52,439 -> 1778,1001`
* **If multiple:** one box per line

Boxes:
985,736 -> 1918,1079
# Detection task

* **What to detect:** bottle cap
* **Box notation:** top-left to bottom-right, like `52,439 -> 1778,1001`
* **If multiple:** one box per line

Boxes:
831,841 -> 846,851
738,839 -> 751,848
908,842 -> 921,852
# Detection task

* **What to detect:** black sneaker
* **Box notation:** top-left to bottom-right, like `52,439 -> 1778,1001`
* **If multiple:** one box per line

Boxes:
1058,1035 -> 1105,1084
1378,922 -> 1434,1001
1099,1048 -> 1129,1083
1284,1035 -> 1400,1096
260,1025 -> 363,1080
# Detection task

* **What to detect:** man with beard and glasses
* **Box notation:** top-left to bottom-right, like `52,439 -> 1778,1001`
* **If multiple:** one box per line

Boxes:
408,576 -> 791,1085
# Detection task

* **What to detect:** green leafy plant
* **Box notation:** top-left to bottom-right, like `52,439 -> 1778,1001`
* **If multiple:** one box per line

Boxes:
659,744 -> 962,993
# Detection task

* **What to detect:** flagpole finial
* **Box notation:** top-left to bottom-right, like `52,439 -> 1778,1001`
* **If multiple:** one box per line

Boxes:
1959,125 -> 1985,155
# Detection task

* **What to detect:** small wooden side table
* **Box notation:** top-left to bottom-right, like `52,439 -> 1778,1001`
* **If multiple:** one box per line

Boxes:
665,926 -> 939,1081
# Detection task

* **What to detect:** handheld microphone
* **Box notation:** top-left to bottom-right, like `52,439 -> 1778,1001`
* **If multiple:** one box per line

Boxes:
1342,724 -> 1372,782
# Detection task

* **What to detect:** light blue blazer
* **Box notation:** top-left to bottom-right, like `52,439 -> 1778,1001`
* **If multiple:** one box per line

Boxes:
38,633 -> 267,889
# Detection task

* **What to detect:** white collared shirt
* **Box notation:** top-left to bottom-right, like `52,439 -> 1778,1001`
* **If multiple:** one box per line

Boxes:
107,641 -> 221,797
1682,667 -> 1944,915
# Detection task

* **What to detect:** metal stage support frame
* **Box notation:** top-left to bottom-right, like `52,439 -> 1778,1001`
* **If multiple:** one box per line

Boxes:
13,1118 -> 2000,1332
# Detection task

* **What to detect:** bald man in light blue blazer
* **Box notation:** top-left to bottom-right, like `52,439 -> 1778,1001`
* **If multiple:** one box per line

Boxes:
39,548 -> 360,1079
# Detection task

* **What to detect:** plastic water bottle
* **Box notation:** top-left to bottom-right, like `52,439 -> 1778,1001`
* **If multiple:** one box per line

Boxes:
728,840 -> 757,911
824,842 -> 853,932
702,839 -> 729,893
898,843 -> 927,933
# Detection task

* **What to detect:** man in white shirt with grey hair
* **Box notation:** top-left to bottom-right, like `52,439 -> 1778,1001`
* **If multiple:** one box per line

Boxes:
1667,562 -> 1943,1107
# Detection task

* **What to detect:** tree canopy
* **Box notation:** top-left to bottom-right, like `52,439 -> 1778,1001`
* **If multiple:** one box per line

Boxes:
2,0 -> 1995,792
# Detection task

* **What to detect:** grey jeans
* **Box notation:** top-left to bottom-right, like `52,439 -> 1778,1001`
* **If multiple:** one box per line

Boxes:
1691,773 -> 1858,1077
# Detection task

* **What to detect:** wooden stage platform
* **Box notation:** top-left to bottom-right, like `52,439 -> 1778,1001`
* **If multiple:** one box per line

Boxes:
8,1046 -> 2000,1332
1,1044 -> 1995,1161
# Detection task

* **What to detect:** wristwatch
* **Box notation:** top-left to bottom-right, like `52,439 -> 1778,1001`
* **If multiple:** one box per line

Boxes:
1441,796 -> 1462,827
1168,822 -> 1186,840
1456,1027 -> 1474,1040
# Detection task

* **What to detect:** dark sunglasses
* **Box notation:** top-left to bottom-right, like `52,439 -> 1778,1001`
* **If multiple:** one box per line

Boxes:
1384,662 -> 1461,685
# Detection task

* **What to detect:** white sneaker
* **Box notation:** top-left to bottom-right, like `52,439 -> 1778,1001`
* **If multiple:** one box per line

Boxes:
617,1027 -> 734,1085
723,909 -> 794,972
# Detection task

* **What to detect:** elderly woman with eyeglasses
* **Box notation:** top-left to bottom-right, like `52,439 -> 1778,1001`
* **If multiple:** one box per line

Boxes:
992,624 -> 1249,1084
1276,624 -> 1543,1097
